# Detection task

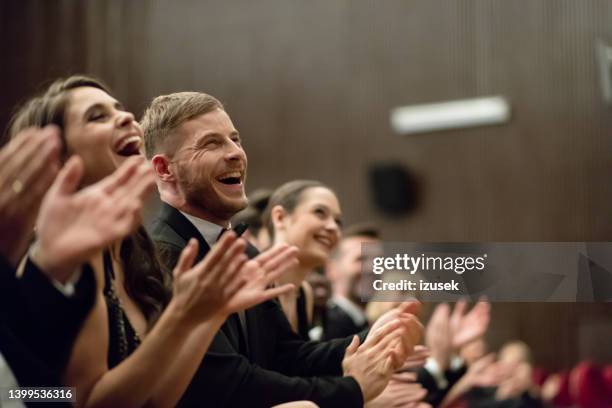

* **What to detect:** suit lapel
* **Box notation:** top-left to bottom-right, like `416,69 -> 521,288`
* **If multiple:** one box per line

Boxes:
158,202 -> 249,353
159,202 -> 211,262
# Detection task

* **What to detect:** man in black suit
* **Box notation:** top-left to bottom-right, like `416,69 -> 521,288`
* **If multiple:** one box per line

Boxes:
0,126 -> 155,405
142,91 -> 424,407
323,224 -> 380,341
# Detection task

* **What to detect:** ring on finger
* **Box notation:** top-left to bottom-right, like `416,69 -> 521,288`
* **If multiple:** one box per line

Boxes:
12,180 -> 23,194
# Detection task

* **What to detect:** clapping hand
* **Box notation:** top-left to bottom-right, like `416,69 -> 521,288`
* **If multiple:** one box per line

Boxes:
0,126 -> 61,266
32,155 -> 154,283
449,299 -> 491,349
171,238 -> 298,323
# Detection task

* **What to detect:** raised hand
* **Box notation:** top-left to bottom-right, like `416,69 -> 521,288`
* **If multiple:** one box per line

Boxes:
224,244 -> 298,312
425,303 -> 452,370
342,320 -> 407,402
368,302 -> 423,366
171,238 -> 298,323
171,233 -> 247,323
0,126 -> 61,266
31,155 -> 154,283
449,299 -> 491,349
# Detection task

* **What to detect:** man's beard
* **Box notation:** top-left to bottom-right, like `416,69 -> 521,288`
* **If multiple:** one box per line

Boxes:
179,173 -> 247,222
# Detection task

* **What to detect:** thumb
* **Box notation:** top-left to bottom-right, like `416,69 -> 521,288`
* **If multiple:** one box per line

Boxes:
53,155 -> 84,196
345,335 -> 360,356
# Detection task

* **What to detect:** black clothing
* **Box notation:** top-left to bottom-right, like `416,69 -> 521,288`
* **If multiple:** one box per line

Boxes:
0,254 -> 95,406
149,202 -> 366,408
296,286 -> 310,340
102,251 -> 140,369
322,300 -> 369,341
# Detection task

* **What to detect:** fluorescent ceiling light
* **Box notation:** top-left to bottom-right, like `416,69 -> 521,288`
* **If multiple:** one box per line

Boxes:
391,96 -> 511,135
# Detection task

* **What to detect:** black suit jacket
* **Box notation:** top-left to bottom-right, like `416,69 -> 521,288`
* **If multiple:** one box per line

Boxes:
322,300 -> 369,341
0,255 -> 95,406
149,202 -> 366,408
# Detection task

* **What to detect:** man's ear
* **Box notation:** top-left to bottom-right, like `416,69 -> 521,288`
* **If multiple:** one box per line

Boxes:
151,154 -> 174,182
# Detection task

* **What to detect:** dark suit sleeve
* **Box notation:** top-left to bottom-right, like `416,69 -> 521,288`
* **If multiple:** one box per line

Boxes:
266,299 -> 368,377
181,327 -> 364,408
155,241 -> 366,408
0,254 -> 96,377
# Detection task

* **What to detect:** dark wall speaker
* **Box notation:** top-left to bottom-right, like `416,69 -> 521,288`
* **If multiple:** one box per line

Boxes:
368,163 -> 420,217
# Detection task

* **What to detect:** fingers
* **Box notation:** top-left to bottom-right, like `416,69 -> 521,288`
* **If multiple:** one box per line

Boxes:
0,126 -> 60,180
345,335 -> 360,357
18,130 -> 62,193
254,244 -> 294,267
99,155 -> 143,194
220,253 -> 249,295
198,231 -> 239,273
112,162 -> 154,211
173,239 -> 199,280
364,319 -> 403,349
451,298 -> 467,322
397,301 -> 421,316
398,314 -> 424,346
202,237 -> 247,286
392,372 -> 418,383
52,156 -> 85,196
23,159 -> 60,213
260,247 -> 299,285
257,283 -> 295,302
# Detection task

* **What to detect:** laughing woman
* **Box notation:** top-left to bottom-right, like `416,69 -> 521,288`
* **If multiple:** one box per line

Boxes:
7,76 -> 295,407
263,180 -> 343,339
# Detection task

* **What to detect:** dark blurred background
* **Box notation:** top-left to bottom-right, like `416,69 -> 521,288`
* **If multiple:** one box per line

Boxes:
1,0 -> 611,371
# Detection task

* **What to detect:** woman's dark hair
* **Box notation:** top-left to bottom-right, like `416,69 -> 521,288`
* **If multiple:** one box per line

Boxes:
7,75 -> 170,324
262,180 -> 328,241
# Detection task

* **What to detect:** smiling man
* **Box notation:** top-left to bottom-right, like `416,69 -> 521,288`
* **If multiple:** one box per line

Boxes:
142,91 -> 424,408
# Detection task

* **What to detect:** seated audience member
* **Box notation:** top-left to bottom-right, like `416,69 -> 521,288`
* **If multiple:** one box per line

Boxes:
303,268 -> 332,340
441,340 -> 541,408
142,91 -> 424,407
7,76 -> 297,408
263,180 -> 343,340
0,126 -> 99,404
232,188 -> 273,250
0,126 -> 171,406
323,223 -> 381,340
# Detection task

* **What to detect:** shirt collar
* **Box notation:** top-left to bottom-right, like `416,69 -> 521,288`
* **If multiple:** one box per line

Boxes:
180,211 -> 227,246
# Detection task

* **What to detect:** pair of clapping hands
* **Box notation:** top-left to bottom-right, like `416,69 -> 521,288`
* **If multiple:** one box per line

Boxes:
0,126 -> 297,320
341,302 -> 428,404
346,299 -> 491,407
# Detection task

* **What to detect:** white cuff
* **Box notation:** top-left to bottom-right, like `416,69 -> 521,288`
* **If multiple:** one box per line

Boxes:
50,269 -> 82,297
424,357 -> 449,389
450,355 -> 465,371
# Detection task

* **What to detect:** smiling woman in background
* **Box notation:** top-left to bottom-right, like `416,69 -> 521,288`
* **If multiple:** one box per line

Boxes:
263,180 -> 343,339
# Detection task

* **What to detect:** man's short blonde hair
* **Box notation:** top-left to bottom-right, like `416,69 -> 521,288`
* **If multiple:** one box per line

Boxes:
141,92 -> 224,158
